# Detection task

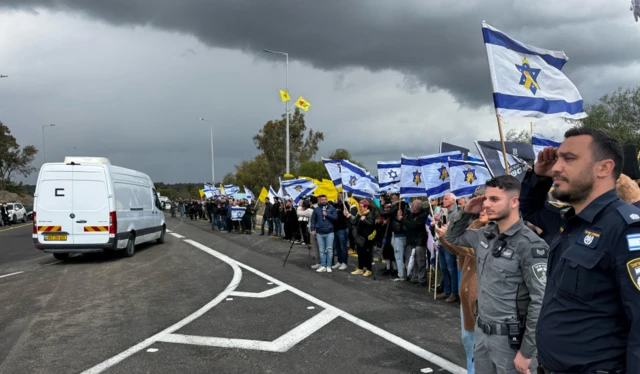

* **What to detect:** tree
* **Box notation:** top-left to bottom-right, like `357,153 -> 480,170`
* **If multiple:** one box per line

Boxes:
233,154 -> 270,194
328,149 -> 366,168
0,122 -> 38,190
504,129 -> 531,144
158,188 -> 178,201
578,86 -> 640,148
253,108 -> 324,184
222,172 -> 237,186
296,161 -> 329,180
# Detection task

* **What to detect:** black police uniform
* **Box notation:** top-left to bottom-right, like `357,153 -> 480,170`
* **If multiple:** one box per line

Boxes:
520,171 -> 640,373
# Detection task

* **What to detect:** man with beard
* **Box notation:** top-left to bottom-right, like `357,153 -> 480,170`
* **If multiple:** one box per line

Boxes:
445,175 -> 547,374
520,127 -> 640,374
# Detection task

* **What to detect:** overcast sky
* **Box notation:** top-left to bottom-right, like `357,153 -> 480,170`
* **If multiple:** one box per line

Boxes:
1,1 -> 639,184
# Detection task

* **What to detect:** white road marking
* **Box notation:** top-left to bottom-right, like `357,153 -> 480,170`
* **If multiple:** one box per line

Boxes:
169,233 -> 185,239
82,238 -> 465,374
159,309 -> 338,352
146,348 -> 158,353
307,306 -> 315,310
166,230 -> 172,233
44,261 -> 63,266
421,368 -> 433,373
229,286 -> 286,299
267,282 -> 274,285
0,271 -> 24,279
225,298 -> 233,301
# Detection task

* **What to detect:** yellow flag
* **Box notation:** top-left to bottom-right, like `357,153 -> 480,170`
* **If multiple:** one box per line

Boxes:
199,189 -> 205,198
313,179 -> 338,201
295,96 -> 311,111
279,90 -> 290,102
258,187 -> 269,203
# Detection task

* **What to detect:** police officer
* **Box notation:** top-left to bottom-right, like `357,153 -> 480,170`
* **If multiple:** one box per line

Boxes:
443,175 -> 548,374
520,127 -> 640,373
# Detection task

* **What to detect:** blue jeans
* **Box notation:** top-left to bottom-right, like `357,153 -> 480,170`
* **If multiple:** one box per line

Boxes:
438,245 -> 459,295
334,229 -> 349,265
261,217 -> 272,235
274,217 -> 282,236
392,235 -> 407,278
316,232 -> 335,268
461,306 -> 475,374
212,214 -> 219,230
179,206 -> 185,217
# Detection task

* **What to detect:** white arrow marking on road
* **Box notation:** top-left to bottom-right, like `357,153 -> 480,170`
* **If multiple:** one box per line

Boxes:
0,271 -> 24,279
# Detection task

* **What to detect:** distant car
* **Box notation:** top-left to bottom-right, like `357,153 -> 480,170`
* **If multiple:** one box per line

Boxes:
6,203 -> 27,223
24,204 -> 33,221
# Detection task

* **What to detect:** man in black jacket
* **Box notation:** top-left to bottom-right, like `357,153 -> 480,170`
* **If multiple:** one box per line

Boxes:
380,194 -> 408,281
332,194 -> 351,270
272,197 -> 282,238
398,199 -> 429,286
260,198 -> 273,236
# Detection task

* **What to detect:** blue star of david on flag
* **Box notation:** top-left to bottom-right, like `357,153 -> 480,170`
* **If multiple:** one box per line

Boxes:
516,58 -> 541,95
349,175 -> 357,186
438,165 -> 449,181
412,169 -> 422,186
463,166 -> 477,185
388,170 -> 398,179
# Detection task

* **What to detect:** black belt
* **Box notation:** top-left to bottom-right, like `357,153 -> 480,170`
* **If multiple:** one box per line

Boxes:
477,317 -> 509,335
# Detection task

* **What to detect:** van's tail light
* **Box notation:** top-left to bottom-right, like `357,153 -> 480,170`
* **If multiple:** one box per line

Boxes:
109,211 -> 117,235
33,212 -> 37,235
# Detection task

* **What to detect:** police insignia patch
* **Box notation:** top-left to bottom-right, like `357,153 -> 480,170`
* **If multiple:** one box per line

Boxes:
627,258 -> 640,291
532,248 -> 548,258
577,229 -> 600,248
532,263 -> 547,286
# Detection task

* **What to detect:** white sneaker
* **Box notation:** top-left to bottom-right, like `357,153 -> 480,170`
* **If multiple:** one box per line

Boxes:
339,263 -> 348,271
326,267 -> 332,273
331,262 -> 341,269
316,266 -> 327,273
311,264 -> 321,269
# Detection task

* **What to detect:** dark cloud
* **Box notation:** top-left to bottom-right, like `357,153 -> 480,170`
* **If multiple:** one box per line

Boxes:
1,0 -> 638,106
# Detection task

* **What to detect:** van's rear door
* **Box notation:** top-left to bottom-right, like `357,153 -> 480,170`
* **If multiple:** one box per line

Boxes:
72,166 -> 110,245
36,168 -> 74,244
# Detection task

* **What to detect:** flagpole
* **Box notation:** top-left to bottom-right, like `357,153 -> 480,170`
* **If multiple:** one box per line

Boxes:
285,53 -> 290,175
496,115 -> 511,175
530,121 -> 534,140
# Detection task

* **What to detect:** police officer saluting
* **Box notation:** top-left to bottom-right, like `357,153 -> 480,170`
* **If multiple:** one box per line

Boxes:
442,175 -> 548,374
520,128 -> 640,374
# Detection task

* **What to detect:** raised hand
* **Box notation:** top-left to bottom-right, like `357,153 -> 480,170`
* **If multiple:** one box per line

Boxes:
464,196 -> 486,214
534,146 -> 558,178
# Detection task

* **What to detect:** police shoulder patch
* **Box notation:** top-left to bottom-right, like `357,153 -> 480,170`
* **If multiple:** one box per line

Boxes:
617,204 -> 640,225
531,248 -> 548,258
627,257 -> 640,291
532,263 -> 547,286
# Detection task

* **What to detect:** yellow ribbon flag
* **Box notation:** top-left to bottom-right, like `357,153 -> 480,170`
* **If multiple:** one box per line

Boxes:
199,189 -> 205,198
258,187 -> 269,203
279,90 -> 290,102
295,96 -> 311,111
313,178 -> 338,201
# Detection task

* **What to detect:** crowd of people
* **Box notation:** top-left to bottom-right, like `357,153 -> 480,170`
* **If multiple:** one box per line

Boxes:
166,128 -> 640,374
171,197 -> 255,235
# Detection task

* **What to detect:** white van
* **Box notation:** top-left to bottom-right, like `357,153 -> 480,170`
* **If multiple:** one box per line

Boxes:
32,156 -> 166,260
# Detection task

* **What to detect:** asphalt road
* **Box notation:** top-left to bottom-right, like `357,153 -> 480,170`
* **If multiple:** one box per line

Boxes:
0,216 -> 467,374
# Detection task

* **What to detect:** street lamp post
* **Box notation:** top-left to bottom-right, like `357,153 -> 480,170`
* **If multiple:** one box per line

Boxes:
42,124 -> 56,163
263,49 -> 290,175
199,118 -> 215,184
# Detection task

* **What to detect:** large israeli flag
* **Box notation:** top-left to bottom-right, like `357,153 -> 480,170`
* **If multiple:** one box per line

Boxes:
340,160 -> 379,198
532,133 -> 562,163
284,180 -> 318,204
223,184 -> 240,197
322,158 -> 343,189
268,186 -> 279,201
483,22 -> 586,119
420,151 -> 463,199
203,184 -> 215,199
400,155 -> 427,198
377,161 -> 401,193
449,159 -> 492,198
231,206 -> 245,221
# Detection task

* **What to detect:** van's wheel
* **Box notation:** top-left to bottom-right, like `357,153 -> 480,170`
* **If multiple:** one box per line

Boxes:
124,235 -> 135,257
157,226 -> 166,244
53,253 -> 69,261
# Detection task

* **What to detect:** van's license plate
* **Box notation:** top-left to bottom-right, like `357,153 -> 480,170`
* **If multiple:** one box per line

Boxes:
44,235 -> 67,241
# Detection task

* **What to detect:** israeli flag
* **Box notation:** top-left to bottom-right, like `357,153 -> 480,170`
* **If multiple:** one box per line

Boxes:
377,161 -> 401,193
223,184 -> 240,197
243,186 -> 255,203
323,158 -> 343,189
468,153 -> 484,163
203,184 -> 215,199
400,155 -> 427,198
532,133 -> 562,163
268,185 -> 280,201
284,180 -> 318,204
231,206 -> 245,221
483,22 -> 586,119
341,160 -> 379,198
449,159 -> 492,198
420,151 -> 463,199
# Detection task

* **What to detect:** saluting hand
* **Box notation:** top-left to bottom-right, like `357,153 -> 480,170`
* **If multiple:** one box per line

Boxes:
464,196 -> 486,214
534,146 -> 557,178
